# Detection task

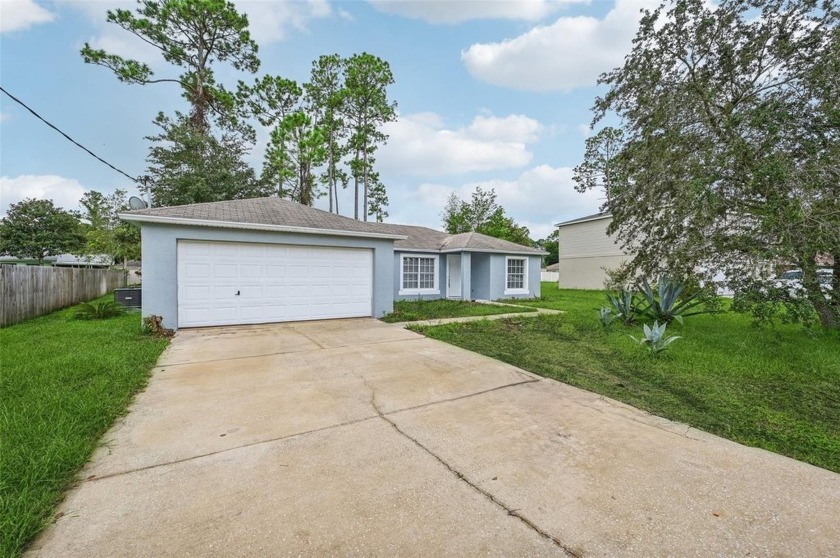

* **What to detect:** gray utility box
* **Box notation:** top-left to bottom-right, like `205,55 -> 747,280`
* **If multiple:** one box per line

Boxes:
114,287 -> 142,308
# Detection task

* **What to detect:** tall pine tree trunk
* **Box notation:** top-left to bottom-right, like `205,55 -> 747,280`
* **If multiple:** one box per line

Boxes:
328,139 -> 335,213
363,147 -> 369,222
353,147 -> 360,220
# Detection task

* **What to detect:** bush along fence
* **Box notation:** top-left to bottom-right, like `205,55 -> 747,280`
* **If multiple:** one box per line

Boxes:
0,266 -> 127,327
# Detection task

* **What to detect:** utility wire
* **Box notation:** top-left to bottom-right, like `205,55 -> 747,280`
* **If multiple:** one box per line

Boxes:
0,85 -> 140,184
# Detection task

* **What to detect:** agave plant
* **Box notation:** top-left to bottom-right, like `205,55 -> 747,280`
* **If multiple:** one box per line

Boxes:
73,300 -> 125,320
637,277 -> 709,325
629,321 -> 682,355
598,307 -> 616,328
606,288 -> 639,325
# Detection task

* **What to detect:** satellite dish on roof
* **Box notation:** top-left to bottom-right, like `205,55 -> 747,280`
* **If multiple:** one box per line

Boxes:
128,196 -> 148,210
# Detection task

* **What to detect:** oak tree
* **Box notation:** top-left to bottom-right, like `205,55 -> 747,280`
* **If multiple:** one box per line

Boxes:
575,0 -> 840,328
0,199 -> 85,263
442,187 -> 533,246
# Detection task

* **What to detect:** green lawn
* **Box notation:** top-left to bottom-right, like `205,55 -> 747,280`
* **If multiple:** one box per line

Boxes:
414,283 -> 840,473
380,298 -> 537,323
0,296 -> 169,557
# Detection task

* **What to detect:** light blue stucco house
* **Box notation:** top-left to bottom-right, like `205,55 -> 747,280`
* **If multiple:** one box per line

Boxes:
120,197 -> 545,330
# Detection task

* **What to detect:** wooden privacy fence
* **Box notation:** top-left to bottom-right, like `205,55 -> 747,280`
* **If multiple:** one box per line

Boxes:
0,266 -> 127,327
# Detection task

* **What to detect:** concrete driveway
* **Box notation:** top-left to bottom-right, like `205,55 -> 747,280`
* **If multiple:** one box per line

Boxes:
29,319 -> 840,557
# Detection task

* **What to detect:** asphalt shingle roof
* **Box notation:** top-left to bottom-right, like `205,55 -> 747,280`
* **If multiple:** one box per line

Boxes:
123,197 -> 402,237
122,197 -> 545,254
370,225 -> 544,254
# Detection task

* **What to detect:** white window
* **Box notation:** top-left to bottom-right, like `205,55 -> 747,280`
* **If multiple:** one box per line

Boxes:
400,255 -> 439,295
505,257 -> 528,295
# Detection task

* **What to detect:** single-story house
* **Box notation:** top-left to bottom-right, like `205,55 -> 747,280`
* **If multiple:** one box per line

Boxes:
555,212 -> 627,289
119,197 -> 545,330
53,253 -> 114,268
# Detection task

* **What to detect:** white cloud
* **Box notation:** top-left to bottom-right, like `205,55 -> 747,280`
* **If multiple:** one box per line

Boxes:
405,164 -> 604,238
0,0 -> 55,33
577,123 -> 592,137
338,8 -> 354,21
1,175 -> 87,216
461,0 -> 658,91
233,0 -> 332,44
378,112 -> 543,176
57,0 -> 133,21
0,111 -> 10,123
476,165 -> 601,224
368,0 -> 586,24
466,114 -> 543,143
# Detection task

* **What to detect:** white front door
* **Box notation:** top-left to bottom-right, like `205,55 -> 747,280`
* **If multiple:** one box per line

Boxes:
177,240 -> 373,328
447,254 -> 462,298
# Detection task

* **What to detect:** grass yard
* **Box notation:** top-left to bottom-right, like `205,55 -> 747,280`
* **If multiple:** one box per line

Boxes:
0,296 -> 169,557
380,298 -> 537,323
413,283 -> 840,473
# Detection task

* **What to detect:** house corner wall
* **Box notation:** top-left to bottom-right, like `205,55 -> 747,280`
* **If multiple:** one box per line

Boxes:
140,224 -> 178,330
557,216 -> 628,290
460,252 -> 472,300
529,256 -> 541,297
470,253 -> 491,299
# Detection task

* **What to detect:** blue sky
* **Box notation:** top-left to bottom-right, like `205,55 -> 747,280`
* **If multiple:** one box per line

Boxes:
0,0 -> 655,239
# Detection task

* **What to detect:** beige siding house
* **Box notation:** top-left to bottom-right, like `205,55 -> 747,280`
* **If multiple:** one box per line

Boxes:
556,213 -> 627,289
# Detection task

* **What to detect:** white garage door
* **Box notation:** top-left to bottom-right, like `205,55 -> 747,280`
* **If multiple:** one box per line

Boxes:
177,240 -> 373,328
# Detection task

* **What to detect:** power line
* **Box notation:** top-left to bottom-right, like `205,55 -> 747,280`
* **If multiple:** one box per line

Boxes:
0,85 -> 140,184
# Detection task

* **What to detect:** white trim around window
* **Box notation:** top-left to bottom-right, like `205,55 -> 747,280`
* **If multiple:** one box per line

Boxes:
504,256 -> 529,295
399,254 -> 440,295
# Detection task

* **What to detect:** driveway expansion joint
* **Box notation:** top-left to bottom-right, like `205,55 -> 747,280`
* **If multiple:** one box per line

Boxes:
384,378 -> 541,416
359,374 -> 580,558
156,336 -> 426,368
83,414 -> 381,484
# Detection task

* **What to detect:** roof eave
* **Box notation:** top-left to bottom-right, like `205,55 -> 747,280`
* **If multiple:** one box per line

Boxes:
394,247 -> 448,253
440,248 -> 548,256
397,247 -> 547,256
555,213 -> 612,227
118,213 -> 408,241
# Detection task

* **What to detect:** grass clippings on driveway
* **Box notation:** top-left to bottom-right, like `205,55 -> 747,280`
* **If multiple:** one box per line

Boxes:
0,297 -> 169,557
380,298 -> 536,323
415,284 -> 840,473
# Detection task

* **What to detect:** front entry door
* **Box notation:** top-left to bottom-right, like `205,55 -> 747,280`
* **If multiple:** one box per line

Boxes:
447,254 -> 462,298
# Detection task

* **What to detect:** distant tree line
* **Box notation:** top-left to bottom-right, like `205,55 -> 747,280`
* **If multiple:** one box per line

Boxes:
0,192 -> 140,265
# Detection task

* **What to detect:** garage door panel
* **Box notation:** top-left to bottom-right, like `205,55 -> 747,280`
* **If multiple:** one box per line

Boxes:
213,264 -> 238,278
238,245 -> 267,259
182,285 -> 212,302
239,264 -> 264,278
177,241 -> 373,328
212,285 -> 239,298
265,265 -> 287,278
183,262 -> 211,276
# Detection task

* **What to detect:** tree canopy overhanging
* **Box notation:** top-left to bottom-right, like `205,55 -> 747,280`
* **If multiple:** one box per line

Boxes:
574,0 -> 840,328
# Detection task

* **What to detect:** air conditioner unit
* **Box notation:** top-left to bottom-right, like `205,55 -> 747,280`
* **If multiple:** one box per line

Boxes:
114,287 -> 142,308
